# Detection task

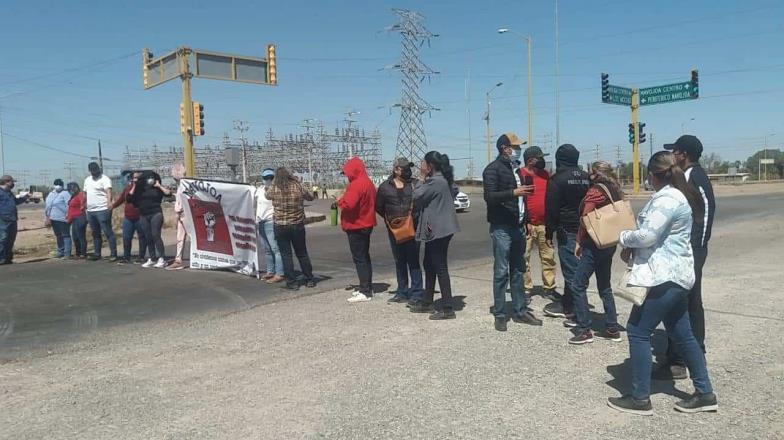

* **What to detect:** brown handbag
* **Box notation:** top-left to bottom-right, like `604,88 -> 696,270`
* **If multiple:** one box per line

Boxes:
386,204 -> 415,244
580,183 -> 636,249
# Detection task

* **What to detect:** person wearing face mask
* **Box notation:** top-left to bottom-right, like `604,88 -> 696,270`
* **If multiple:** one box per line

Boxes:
83,162 -> 118,262
518,146 -> 558,300
375,157 -> 424,305
128,170 -> 172,268
0,175 -> 30,264
166,163 -> 189,271
483,133 -> 542,331
568,161 -> 624,345
65,182 -> 88,259
44,178 -> 72,259
111,171 -> 147,264
255,168 -> 285,283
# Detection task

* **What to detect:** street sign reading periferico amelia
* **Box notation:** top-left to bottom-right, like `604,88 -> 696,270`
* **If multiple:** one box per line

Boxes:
639,81 -> 696,106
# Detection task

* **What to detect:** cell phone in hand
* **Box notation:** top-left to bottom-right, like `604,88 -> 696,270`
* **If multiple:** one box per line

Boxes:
522,175 -> 534,193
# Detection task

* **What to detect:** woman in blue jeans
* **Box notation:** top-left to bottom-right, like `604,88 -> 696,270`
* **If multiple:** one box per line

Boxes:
256,169 -> 284,283
609,151 -> 717,416
569,161 -> 623,345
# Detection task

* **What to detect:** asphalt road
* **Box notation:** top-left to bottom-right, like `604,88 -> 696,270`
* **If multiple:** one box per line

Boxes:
1,191 -> 780,357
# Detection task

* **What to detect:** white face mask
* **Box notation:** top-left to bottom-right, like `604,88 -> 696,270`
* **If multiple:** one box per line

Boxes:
509,149 -> 522,163
53,185 -> 63,192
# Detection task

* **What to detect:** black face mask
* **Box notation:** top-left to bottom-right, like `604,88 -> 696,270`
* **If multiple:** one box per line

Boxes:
400,167 -> 413,181
534,158 -> 546,169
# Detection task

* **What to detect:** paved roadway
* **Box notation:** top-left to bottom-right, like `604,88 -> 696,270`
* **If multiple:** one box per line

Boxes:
1,192 -> 780,357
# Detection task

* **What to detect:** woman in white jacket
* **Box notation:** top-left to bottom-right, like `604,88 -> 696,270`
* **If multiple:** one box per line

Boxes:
608,151 -> 717,416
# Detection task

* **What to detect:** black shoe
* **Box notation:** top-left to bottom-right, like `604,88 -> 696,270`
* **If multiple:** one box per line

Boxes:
512,311 -> 543,326
409,303 -> 434,313
652,363 -> 688,381
494,317 -> 508,332
305,279 -> 316,288
116,258 -> 131,265
87,255 -> 100,261
607,395 -> 653,416
596,328 -> 623,342
674,392 -> 718,413
543,301 -> 567,318
569,329 -> 594,345
281,283 -> 300,291
429,310 -> 456,320
108,256 -> 119,263
543,289 -> 563,302
388,295 -> 408,304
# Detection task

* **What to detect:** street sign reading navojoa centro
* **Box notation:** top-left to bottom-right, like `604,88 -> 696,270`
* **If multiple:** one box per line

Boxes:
639,81 -> 695,106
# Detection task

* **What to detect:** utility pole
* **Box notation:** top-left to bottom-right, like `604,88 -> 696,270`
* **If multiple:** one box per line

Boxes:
233,120 -> 249,183
64,161 -> 74,182
345,111 -> 359,159
555,0 -> 561,146
485,82 -> 503,166
615,145 -> 622,183
0,105 -> 5,175
97,139 -> 104,171
649,132 -> 654,159
180,48 -> 195,177
465,71 -> 474,179
595,144 -> 600,162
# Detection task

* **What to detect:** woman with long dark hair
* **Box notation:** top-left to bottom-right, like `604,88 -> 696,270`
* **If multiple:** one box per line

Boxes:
265,167 -> 316,291
410,151 -> 460,320
568,161 -> 624,345
608,151 -> 716,416
66,182 -> 87,259
129,171 -> 172,268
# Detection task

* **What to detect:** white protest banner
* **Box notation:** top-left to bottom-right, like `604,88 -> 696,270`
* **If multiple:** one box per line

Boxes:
180,179 -> 258,276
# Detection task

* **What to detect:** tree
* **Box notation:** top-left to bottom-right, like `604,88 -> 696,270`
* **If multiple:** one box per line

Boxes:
700,152 -> 723,173
746,149 -> 784,180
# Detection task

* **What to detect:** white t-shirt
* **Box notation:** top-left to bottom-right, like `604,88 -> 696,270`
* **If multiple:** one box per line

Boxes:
255,185 -> 274,222
84,175 -> 113,212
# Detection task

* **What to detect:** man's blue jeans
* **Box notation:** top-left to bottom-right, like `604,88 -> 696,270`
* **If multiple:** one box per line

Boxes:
556,229 -> 578,313
258,220 -> 284,276
86,210 -> 117,258
122,217 -> 147,260
627,282 -> 714,400
490,223 -> 528,319
0,219 -> 18,263
387,230 -> 424,302
572,241 -> 618,332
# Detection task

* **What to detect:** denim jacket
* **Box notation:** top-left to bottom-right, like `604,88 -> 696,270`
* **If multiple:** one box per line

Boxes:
619,185 -> 695,290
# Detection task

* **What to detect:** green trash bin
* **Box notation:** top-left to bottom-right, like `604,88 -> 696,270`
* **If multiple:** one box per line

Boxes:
330,202 -> 339,226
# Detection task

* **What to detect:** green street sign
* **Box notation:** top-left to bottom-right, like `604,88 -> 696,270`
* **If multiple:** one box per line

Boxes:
639,81 -> 696,106
603,85 -> 632,106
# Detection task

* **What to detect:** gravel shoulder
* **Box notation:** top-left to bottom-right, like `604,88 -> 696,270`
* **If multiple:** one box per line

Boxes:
1,199 -> 783,439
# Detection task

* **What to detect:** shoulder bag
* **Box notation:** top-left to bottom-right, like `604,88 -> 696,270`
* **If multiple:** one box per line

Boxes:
614,260 -> 650,306
580,183 -> 636,249
386,203 -> 415,244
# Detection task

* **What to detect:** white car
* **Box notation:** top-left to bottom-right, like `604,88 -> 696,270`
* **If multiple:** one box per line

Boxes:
454,192 -> 470,212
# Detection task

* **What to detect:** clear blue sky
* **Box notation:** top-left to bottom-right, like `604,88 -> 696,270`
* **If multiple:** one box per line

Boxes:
1,0 -> 782,181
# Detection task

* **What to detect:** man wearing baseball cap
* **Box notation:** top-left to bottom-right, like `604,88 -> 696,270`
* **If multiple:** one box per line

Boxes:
656,134 -> 715,380
0,175 -> 30,264
483,132 -> 542,331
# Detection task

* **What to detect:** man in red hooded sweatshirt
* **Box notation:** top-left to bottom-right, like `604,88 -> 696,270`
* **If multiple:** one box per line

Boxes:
338,157 -> 377,303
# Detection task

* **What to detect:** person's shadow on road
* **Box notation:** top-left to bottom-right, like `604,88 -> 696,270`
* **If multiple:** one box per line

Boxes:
605,329 -> 691,400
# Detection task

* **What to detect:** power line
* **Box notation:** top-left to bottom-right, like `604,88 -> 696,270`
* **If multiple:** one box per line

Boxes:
0,51 -> 140,88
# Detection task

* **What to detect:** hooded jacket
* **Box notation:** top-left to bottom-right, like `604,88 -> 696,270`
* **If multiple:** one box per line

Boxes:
545,144 -> 590,240
338,157 -> 377,231
482,154 -> 521,226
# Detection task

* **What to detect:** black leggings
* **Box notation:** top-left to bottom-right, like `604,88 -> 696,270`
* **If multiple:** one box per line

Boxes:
139,212 -> 165,259
423,234 -> 453,309
347,228 -> 373,295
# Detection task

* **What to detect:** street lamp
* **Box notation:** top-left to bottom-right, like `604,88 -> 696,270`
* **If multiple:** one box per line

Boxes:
681,117 -> 695,134
498,28 -> 533,147
485,82 -> 503,165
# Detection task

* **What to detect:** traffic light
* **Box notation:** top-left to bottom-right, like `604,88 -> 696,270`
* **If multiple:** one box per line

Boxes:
601,73 -> 609,103
179,103 -> 186,134
638,122 -> 647,143
690,69 -> 699,98
266,44 -> 277,85
628,123 -> 635,144
192,102 -> 204,136
143,49 -> 154,89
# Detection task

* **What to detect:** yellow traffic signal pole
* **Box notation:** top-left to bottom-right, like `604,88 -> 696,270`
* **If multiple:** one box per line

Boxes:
179,48 -> 195,177
631,88 -> 640,194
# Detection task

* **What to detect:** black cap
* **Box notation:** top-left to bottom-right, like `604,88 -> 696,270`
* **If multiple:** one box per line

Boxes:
555,144 -> 580,165
664,135 -> 703,159
53,178 -> 64,187
523,146 -> 549,162
496,132 -> 526,152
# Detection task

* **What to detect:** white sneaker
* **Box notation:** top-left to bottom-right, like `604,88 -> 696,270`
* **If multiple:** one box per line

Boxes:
141,258 -> 155,268
351,290 -> 362,296
347,293 -> 372,303
154,258 -> 166,268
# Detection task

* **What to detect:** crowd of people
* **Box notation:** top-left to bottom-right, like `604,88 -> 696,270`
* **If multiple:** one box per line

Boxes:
1,133 -> 718,415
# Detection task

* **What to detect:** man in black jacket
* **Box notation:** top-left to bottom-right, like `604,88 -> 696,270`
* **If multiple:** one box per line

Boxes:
483,133 -> 542,331
657,135 -> 716,380
543,144 -> 590,319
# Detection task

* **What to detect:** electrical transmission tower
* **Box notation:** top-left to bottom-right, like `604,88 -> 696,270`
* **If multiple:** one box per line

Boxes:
388,8 -> 438,164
